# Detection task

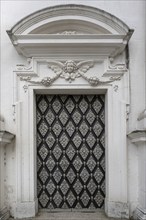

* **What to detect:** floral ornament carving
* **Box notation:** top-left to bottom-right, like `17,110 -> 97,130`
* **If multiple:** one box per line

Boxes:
23,84 -> 28,93
57,31 -> 77,35
19,60 -> 121,87
113,85 -> 119,92
48,60 -> 94,82
20,76 -> 31,81
20,76 -> 59,87
109,63 -> 127,70
81,75 -> 121,86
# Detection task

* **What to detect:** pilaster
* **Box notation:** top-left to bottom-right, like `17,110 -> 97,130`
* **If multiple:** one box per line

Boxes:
0,121 -> 15,220
128,110 -> 146,220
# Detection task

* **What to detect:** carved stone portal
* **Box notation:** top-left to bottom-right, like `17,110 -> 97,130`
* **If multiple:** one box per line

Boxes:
7,4 -> 133,219
19,60 -> 121,87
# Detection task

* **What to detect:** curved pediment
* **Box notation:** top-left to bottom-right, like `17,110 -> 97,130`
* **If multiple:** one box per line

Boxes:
7,4 -> 133,57
29,19 -> 111,35
8,4 -> 131,35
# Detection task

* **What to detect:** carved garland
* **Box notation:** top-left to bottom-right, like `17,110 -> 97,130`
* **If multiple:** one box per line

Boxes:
19,60 -> 121,87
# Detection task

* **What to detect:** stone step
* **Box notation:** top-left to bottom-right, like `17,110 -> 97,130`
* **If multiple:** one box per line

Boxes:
9,211 -> 127,220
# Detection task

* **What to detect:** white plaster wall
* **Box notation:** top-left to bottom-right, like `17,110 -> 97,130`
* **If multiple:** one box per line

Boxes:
1,0 -> 145,217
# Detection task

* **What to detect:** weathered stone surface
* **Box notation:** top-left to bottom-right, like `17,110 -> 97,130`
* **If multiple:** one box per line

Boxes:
9,211 -> 127,220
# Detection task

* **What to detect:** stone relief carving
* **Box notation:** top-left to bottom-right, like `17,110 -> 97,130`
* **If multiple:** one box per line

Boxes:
15,58 -> 37,77
48,60 -> 94,82
104,58 -> 127,77
109,64 -> 127,70
23,85 -> 28,93
20,76 -> 31,81
57,31 -> 77,35
18,59 -> 122,87
23,76 -> 59,87
81,75 -> 121,86
113,85 -> 119,92
16,58 -> 32,71
108,57 -> 127,71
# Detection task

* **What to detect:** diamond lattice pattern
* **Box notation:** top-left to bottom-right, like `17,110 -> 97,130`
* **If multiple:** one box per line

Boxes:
37,95 -> 105,209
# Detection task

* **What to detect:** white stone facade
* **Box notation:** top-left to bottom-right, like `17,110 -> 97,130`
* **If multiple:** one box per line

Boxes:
0,1 -> 146,220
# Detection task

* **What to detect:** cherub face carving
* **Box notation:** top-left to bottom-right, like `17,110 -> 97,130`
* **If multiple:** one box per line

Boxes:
64,60 -> 77,73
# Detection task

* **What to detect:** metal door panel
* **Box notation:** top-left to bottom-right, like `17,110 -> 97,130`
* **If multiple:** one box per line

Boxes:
36,95 -> 105,209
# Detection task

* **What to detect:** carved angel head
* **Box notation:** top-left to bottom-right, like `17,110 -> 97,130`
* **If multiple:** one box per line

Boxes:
64,60 -> 78,74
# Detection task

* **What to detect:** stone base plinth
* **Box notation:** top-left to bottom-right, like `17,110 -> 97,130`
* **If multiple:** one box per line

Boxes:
105,200 -> 129,219
14,200 -> 38,219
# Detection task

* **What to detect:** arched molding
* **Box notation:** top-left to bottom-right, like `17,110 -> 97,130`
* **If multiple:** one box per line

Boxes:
7,4 -> 133,58
8,4 -> 131,35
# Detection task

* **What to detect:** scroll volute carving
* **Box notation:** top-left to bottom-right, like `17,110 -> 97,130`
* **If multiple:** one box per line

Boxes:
17,59 -> 122,87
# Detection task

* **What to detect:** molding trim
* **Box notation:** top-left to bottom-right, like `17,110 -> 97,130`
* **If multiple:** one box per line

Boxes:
8,4 -> 132,35
20,75 -> 121,87
7,5 -> 133,58
18,59 -> 121,87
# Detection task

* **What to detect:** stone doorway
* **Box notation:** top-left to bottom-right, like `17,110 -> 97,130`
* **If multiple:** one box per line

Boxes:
36,94 -> 105,210
6,3 -> 133,218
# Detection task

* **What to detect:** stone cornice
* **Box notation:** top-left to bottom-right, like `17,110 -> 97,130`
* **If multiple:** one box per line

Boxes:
7,4 -> 131,35
7,34 -> 131,58
7,4 -> 133,58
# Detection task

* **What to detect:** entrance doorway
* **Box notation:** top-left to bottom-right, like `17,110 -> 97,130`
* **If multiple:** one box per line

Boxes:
36,95 -> 105,210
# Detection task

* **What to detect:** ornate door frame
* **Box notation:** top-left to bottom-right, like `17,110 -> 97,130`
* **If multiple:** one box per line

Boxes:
13,83 -> 129,219
7,4 -> 133,219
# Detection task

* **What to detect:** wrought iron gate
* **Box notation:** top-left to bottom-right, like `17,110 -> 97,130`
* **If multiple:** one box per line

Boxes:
36,95 -> 105,209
